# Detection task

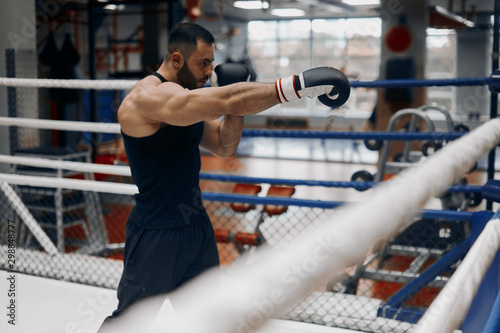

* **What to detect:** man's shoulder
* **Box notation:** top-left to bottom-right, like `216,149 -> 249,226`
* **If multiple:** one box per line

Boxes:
118,81 -> 164,137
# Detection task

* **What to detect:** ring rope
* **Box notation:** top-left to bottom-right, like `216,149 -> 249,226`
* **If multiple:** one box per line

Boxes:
414,214 -> 500,333
203,192 -> 479,221
241,129 -> 465,141
0,154 -> 131,176
0,77 -> 135,90
350,77 -> 489,88
130,118 -> 500,333
0,173 -> 137,195
0,117 -> 467,141
0,117 -> 121,133
0,154 -> 483,193
201,174 -> 483,193
0,75 -> 495,90
0,171 -> 482,222
420,209 -> 477,222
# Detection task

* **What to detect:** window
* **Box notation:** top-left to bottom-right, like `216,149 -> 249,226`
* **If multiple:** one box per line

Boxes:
425,28 -> 457,112
248,18 -> 381,115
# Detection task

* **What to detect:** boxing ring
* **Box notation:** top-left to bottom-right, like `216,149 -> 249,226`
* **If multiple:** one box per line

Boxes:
1,74 -> 500,333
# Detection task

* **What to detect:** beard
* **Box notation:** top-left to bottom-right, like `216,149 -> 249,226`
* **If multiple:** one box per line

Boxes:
177,62 -> 200,90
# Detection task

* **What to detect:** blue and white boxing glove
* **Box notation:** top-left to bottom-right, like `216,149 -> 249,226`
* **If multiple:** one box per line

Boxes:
213,63 -> 251,87
275,67 -> 350,108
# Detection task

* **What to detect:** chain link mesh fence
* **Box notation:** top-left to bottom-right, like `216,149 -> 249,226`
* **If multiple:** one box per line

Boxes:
5,49 -> 40,153
0,178 -> 472,332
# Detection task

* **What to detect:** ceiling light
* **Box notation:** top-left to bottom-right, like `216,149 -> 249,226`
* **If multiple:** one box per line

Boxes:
341,0 -> 379,5
271,8 -> 305,17
234,1 -> 269,10
104,4 -> 125,11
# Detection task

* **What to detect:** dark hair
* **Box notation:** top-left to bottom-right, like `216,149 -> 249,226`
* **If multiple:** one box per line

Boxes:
165,23 -> 215,61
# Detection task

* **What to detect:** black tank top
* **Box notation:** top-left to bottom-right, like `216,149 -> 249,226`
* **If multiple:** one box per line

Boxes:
122,73 -> 206,228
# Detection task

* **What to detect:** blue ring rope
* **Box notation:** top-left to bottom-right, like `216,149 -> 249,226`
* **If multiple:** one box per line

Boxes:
201,192 -> 479,221
200,174 -> 375,189
350,77 -> 489,89
240,130 -> 465,140
202,192 -> 344,209
200,173 -> 482,193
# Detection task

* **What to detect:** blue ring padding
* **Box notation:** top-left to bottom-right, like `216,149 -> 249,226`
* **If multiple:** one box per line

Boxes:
241,130 -> 465,141
481,289 -> 500,333
482,180 -> 500,203
350,77 -> 489,89
201,192 -> 480,221
489,70 -> 500,92
385,237 -> 471,309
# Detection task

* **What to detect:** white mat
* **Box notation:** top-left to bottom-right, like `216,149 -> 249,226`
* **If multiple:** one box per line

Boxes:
0,272 -> 359,333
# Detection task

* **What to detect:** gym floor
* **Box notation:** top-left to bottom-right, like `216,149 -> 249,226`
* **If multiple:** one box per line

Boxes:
0,273 -> 359,333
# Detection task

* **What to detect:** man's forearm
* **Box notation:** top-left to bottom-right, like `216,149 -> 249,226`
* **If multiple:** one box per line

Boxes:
218,115 -> 244,157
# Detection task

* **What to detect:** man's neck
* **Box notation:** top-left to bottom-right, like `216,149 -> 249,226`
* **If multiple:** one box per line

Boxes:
157,63 -> 178,85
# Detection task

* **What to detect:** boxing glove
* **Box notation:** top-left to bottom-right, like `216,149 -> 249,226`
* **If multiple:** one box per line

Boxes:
275,67 -> 350,108
213,63 -> 251,87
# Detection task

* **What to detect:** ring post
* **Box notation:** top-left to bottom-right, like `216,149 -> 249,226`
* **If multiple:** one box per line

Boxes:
462,211 -> 500,332
487,0 -> 500,210
488,70 -> 500,93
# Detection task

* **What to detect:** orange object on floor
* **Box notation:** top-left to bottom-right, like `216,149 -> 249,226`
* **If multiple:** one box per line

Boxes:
214,229 -> 230,243
234,232 -> 260,246
383,174 -> 396,181
371,255 -> 441,308
229,183 -> 262,213
263,185 -> 296,216
214,229 -> 261,246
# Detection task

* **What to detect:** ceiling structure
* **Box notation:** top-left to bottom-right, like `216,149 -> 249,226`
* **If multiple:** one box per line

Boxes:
77,0 -> 499,27
198,0 -> 498,22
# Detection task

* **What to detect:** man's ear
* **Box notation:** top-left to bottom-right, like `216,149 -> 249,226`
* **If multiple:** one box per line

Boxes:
171,52 -> 184,70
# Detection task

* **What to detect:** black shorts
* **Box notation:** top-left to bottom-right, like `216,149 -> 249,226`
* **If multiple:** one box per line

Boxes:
109,210 -> 220,319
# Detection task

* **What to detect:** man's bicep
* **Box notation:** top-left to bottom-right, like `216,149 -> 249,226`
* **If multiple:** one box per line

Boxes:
148,85 -> 224,126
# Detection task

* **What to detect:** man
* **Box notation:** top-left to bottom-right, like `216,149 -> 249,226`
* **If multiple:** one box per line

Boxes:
100,22 -> 349,329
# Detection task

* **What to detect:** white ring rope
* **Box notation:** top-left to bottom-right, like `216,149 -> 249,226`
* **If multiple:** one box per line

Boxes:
0,77 -> 136,90
414,217 -> 500,333
0,173 -> 137,195
0,117 -> 121,133
98,118 -> 500,333
0,154 -> 131,176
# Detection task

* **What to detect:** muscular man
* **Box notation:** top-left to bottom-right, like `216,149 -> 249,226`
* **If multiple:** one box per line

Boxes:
100,22 -> 349,330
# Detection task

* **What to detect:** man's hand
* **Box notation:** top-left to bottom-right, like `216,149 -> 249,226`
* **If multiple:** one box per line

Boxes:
275,67 -> 350,108
213,63 -> 250,87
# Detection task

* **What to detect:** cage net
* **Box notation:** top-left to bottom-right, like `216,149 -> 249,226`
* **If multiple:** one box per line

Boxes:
5,49 -> 40,153
0,176 -> 471,332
